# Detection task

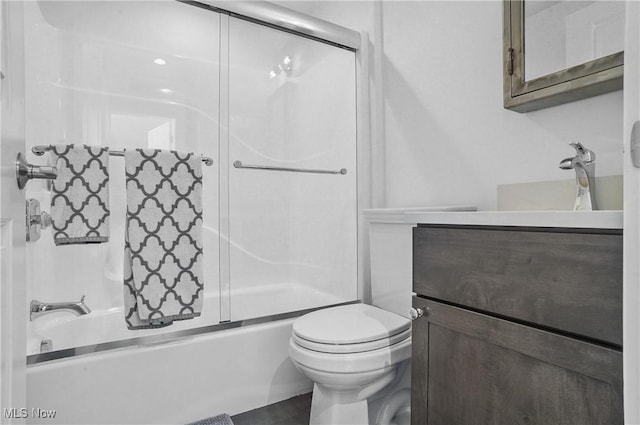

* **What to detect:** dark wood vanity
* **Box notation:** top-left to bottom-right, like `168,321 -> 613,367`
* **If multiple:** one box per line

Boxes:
411,224 -> 623,424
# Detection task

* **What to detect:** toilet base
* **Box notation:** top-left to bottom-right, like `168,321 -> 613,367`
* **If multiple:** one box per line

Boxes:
309,383 -> 370,425
308,360 -> 411,425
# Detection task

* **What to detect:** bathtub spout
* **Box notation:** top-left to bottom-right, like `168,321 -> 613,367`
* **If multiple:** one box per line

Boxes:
30,296 -> 91,321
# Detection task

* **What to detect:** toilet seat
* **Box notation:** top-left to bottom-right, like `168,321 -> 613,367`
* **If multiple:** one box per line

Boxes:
292,327 -> 411,354
290,303 -> 412,358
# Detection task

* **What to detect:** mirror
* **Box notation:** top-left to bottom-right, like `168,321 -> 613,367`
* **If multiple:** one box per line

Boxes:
503,0 -> 624,112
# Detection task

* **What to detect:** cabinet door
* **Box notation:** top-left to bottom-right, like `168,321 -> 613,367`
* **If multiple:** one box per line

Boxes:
411,297 -> 623,425
413,226 -> 623,346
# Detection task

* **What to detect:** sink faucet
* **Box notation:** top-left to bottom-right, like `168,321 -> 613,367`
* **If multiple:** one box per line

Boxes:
30,296 -> 91,321
559,142 -> 597,211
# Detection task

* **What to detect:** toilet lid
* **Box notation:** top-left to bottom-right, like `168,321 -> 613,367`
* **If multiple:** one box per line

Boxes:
292,303 -> 411,346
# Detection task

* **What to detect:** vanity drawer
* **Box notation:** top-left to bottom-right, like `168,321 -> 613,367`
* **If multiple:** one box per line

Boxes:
413,225 -> 623,346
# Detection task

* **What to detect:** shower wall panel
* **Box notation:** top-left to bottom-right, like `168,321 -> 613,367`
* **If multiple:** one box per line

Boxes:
24,1 -> 221,353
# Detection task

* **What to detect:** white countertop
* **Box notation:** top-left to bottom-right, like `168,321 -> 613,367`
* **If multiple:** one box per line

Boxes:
362,206 -> 477,223
404,210 -> 623,229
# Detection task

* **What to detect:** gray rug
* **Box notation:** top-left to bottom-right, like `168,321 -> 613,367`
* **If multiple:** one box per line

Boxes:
187,413 -> 234,425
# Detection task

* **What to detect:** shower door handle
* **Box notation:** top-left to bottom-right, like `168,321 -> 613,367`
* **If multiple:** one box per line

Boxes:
233,160 -> 347,175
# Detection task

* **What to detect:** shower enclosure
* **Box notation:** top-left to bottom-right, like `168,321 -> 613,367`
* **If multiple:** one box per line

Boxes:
23,0 -> 360,357
0,1 -> 368,422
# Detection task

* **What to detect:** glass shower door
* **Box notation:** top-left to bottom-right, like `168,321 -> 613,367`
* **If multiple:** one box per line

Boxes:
23,1 -> 221,354
227,17 -> 358,321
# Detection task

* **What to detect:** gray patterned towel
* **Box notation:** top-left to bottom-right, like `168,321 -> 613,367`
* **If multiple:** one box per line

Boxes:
123,148 -> 204,330
50,144 -> 110,245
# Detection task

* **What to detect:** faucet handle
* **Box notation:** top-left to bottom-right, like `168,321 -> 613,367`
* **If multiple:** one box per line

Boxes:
33,210 -> 52,229
25,199 -> 53,243
569,142 -> 595,162
569,142 -> 586,153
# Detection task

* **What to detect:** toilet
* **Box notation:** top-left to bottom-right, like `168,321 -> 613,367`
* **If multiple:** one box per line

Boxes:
289,209 -> 418,425
288,303 -> 412,425
289,207 -> 475,424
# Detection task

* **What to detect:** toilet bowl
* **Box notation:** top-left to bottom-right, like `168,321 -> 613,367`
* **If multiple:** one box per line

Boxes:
289,303 -> 412,425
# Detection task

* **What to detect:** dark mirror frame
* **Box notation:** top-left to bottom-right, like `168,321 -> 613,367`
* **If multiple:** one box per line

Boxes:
503,0 -> 624,113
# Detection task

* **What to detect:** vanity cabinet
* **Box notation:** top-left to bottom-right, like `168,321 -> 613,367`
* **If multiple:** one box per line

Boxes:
411,224 -> 623,425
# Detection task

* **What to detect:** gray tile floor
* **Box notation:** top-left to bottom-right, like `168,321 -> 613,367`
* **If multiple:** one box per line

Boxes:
231,393 -> 312,425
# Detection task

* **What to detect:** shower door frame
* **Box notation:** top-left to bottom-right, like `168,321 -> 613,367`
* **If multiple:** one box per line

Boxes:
194,0 -> 371,317
188,1 -> 362,50
23,0 -> 372,364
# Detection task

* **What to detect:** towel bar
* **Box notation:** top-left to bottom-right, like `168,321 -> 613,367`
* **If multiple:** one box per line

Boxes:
233,160 -> 347,175
32,145 -> 214,167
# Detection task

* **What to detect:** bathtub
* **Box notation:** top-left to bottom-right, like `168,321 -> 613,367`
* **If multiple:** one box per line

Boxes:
26,316 -> 313,424
25,281 -> 352,424
27,293 -> 222,356
27,283 -> 345,356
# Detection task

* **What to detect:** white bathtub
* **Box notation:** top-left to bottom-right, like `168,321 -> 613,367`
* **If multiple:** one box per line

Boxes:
27,298 -> 219,356
27,283 -> 346,355
26,317 -> 312,424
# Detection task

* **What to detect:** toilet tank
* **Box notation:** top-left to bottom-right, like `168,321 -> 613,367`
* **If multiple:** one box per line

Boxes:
364,207 -> 476,319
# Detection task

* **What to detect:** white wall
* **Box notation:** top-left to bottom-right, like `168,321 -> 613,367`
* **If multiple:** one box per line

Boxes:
623,2 -> 640,422
382,1 -> 623,211
281,0 -> 624,211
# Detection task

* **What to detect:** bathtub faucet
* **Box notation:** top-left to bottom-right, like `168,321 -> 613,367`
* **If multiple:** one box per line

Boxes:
559,142 -> 597,211
30,296 -> 91,321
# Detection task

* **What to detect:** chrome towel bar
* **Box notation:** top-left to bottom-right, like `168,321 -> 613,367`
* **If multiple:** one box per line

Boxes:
233,160 -> 347,175
32,145 -> 214,167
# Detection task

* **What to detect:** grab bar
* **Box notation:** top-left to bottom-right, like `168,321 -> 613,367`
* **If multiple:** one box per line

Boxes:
32,145 -> 214,167
233,160 -> 347,175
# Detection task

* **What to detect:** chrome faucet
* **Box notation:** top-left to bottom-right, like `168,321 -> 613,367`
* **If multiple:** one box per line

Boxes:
30,296 -> 91,321
559,142 -> 597,211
